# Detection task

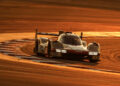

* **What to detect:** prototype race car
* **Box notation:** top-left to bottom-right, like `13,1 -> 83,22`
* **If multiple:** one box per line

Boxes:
34,29 -> 100,62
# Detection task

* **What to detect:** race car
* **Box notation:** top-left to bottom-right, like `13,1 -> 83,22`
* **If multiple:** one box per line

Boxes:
34,29 -> 100,62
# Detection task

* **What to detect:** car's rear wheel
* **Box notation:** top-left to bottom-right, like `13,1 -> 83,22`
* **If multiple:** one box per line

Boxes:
89,55 -> 100,62
47,41 -> 53,58
34,39 -> 39,56
34,48 -> 38,55
34,39 -> 43,56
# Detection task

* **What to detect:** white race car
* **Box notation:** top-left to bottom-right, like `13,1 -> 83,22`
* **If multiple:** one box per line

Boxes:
34,30 -> 100,62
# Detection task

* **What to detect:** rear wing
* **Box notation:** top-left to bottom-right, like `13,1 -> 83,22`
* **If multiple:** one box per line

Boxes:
36,32 -> 59,36
35,29 -> 85,40
35,29 -> 59,40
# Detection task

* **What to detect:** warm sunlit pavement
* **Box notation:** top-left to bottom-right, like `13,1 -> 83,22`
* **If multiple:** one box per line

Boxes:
0,32 -> 120,86
1,0 -> 120,85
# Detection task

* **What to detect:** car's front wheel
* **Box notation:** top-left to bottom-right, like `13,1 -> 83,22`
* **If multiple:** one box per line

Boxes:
89,55 -> 100,62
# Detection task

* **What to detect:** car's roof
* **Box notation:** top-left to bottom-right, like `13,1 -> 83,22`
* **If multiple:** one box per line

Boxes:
60,33 -> 79,38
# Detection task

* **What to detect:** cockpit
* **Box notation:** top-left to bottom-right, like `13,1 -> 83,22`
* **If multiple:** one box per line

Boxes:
60,34 -> 81,45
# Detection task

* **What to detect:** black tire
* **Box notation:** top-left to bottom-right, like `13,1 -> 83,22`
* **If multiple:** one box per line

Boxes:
89,55 -> 100,63
34,47 -> 40,56
34,39 -> 40,56
47,41 -> 53,58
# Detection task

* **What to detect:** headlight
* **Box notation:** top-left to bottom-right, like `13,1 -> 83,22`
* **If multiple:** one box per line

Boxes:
56,49 -> 67,53
56,49 -> 61,52
61,50 -> 67,53
89,52 -> 98,55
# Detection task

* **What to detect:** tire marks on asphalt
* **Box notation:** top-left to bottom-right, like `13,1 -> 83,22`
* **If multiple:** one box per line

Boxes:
0,38 -> 120,74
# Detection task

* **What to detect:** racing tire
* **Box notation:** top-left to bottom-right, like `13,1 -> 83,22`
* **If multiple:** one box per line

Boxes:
34,39 -> 41,56
34,47 -> 41,56
89,55 -> 100,63
47,41 -> 53,58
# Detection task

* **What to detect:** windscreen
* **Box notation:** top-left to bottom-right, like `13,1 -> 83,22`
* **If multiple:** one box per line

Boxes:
41,38 -> 48,43
61,35 -> 81,45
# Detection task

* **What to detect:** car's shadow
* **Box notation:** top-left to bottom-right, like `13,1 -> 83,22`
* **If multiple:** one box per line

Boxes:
35,55 -> 99,66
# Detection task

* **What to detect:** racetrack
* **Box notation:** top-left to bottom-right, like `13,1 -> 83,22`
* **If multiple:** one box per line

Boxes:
0,34 -> 120,86
21,37 -> 120,72
1,37 -> 120,73
0,0 -> 120,85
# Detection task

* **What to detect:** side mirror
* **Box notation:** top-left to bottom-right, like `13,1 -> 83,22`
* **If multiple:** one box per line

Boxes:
59,31 -> 64,35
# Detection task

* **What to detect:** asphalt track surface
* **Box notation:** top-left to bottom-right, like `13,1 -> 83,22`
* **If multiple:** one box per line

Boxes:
0,37 -> 120,86
0,37 -> 120,73
1,0 -> 120,85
